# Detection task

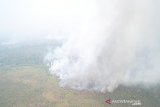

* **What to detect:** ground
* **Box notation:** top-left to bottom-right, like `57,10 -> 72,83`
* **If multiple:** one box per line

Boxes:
0,42 -> 159,107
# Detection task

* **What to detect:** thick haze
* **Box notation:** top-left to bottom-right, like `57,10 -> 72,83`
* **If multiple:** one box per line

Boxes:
0,0 -> 160,92
0,0 -> 95,40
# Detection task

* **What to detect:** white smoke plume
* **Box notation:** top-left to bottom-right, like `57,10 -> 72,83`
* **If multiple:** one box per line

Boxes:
45,0 -> 160,92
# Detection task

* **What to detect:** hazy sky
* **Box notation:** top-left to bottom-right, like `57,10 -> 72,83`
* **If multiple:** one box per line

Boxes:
0,0 -> 159,40
0,0 -> 96,40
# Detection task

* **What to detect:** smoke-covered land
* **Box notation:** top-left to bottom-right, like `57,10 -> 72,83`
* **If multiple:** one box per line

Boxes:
0,0 -> 160,107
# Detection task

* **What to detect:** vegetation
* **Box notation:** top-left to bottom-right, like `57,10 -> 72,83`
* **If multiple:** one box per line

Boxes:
0,43 -> 159,107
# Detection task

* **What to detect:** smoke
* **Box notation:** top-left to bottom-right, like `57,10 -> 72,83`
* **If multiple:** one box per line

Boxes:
44,0 -> 160,92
